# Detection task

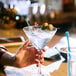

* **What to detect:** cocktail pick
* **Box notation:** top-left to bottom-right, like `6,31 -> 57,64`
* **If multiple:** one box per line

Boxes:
66,31 -> 71,76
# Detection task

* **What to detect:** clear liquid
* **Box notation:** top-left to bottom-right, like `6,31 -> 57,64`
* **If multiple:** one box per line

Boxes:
26,29 -> 56,50
29,35 -> 50,50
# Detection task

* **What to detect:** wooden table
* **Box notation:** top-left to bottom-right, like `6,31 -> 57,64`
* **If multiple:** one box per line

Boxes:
0,28 -> 68,76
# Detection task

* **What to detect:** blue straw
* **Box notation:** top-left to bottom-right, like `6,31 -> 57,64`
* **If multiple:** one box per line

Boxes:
26,20 -> 41,50
66,31 -> 71,76
26,20 -> 34,34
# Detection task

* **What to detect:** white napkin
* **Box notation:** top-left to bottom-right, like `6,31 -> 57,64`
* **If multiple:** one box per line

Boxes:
54,36 -> 76,50
44,46 -> 59,58
4,56 -> 65,76
43,36 -> 76,58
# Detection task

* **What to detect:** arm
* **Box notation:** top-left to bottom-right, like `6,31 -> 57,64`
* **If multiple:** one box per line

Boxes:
0,47 -> 15,67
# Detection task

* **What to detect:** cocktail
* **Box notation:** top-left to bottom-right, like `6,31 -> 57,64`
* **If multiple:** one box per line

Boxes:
23,23 -> 57,76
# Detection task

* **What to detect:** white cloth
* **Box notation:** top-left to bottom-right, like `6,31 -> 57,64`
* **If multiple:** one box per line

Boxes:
44,36 -> 76,58
44,46 -> 59,58
54,36 -> 76,50
4,56 -> 65,76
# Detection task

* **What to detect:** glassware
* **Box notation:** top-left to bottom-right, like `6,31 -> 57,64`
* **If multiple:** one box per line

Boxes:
69,48 -> 76,76
23,25 -> 57,76
63,48 -> 76,76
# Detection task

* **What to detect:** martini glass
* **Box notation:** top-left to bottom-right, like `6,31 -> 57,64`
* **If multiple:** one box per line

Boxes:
23,26 -> 57,76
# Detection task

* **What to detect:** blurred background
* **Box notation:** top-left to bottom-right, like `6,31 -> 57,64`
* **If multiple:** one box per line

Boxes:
0,1 -> 76,76
0,0 -> 76,32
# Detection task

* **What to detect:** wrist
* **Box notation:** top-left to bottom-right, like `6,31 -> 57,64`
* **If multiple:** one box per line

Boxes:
0,52 -> 15,66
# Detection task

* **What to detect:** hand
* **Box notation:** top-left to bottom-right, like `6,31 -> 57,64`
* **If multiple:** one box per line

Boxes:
14,40 -> 45,68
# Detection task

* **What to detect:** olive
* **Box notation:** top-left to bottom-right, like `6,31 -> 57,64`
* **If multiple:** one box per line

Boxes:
48,24 -> 54,30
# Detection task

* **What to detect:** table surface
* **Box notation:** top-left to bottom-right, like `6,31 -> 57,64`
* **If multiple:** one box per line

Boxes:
0,28 -> 76,76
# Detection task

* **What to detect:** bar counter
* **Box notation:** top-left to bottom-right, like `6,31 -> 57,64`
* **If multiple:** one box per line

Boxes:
0,28 -> 69,76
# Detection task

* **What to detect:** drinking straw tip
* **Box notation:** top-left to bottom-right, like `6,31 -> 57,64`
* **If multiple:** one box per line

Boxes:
66,31 -> 69,34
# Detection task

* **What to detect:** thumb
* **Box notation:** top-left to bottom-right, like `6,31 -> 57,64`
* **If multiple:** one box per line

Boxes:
18,40 -> 31,51
22,40 -> 31,48
15,40 -> 31,56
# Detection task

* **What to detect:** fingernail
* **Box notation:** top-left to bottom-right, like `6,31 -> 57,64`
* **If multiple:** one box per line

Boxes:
36,54 -> 39,57
43,49 -> 46,52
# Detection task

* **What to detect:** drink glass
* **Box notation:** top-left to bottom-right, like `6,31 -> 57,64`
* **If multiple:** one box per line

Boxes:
67,48 -> 76,76
23,26 -> 57,76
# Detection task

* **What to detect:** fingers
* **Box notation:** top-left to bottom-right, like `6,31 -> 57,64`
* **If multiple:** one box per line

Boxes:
35,51 -> 44,67
35,53 -> 44,59
35,58 -> 44,67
